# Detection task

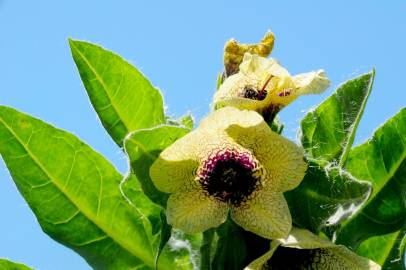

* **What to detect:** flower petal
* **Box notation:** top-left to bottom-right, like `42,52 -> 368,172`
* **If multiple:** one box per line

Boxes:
151,108 -> 267,193
240,53 -> 290,78
150,129 -> 204,193
245,228 -> 381,270
231,191 -> 291,239
224,115 -> 307,192
166,187 -> 228,234
213,73 -> 260,110
279,227 -> 337,249
281,228 -> 381,269
293,69 -> 330,95
201,107 -> 264,133
328,246 -> 382,270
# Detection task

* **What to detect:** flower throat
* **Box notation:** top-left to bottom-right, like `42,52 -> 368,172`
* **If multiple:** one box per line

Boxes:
198,149 -> 260,206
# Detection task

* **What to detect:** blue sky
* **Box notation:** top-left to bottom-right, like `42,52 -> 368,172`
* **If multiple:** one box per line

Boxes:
0,1 -> 405,269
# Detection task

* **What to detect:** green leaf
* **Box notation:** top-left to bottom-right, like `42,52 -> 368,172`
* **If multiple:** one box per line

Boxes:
167,230 -> 202,269
120,175 -> 196,270
155,211 -> 172,270
285,161 -> 371,233
120,173 -> 162,235
269,117 -> 284,134
211,219 -> 248,270
178,114 -> 194,130
69,39 -> 165,146
336,107 -> 406,249
124,125 -> 190,207
300,71 -> 375,166
0,106 -> 180,270
216,73 -> 223,91
0,259 -> 33,270
200,229 -> 215,270
356,226 -> 405,269
211,218 -> 270,270
165,114 -> 194,130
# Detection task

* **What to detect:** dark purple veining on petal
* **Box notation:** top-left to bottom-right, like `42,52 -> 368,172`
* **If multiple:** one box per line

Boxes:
198,149 -> 260,206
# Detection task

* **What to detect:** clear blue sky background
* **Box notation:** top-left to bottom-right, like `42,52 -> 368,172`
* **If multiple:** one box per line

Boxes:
0,1 -> 405,269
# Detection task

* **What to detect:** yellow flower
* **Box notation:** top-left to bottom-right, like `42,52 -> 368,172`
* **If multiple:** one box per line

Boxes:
224,30 -> 275,77
245,227 -> 381,270
150,107 -> 306,239
214,53 -> 330,120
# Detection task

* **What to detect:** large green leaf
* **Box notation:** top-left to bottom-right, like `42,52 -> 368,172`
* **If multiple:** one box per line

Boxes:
211,218 -> 269,270
356,226 -> 405,269
336,107 -> 406,249
285,161 -> 371,233
0,106 -> 182,270
0,259 -> 32,270
211,219 -> 248,270
120,174 -> 196,269
69,39 -> 165,146
123,125 -> 190,207
300,71 -> 375,166
155,211 -> 172,270
200,229 -> 215,270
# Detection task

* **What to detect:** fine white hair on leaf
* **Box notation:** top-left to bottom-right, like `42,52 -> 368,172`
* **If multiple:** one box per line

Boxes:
168,229 -> 199,270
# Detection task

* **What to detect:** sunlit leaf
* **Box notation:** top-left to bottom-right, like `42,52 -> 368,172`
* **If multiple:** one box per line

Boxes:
0,106 -> 184,270
300,71 -> 375,166
356,226 -> 405,269
179,114 -> 194,130
124,125 -> 190,206
285,161 -> 371,233
120,175 -> 198,270
0,259 -> 33,270
69,39 -> 165,146
336,108 -> 406,249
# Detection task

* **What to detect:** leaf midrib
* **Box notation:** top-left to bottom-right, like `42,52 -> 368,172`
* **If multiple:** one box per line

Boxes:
341,142 -> 406,228
339,71 -> 375,167
0,117 -> 154,268
70,41 -> 130,135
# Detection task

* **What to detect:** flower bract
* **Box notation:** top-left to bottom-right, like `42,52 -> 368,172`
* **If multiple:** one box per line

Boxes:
224,30 -> 275,77
150,107 -> 306,239
214,53 -> 330,120
245,227 -> 381,270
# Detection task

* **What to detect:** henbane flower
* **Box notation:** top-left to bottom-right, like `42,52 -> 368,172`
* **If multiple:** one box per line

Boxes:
214,53 -> 330,120
245,227 -> 381,270
150,107 -> 307,239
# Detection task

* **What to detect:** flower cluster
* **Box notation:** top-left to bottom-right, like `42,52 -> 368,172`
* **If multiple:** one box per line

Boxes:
214,53 -> 330,121
148,30 -> 381,269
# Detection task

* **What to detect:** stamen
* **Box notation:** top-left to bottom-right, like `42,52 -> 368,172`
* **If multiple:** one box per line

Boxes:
258,74 -> 274,99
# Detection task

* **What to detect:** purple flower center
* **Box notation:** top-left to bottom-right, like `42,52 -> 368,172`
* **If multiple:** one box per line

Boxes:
198,149 -> 260,206
242,86 -> 268,101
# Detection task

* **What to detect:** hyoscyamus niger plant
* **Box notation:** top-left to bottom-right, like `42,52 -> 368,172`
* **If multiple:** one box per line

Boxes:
0,30 -> 404,270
